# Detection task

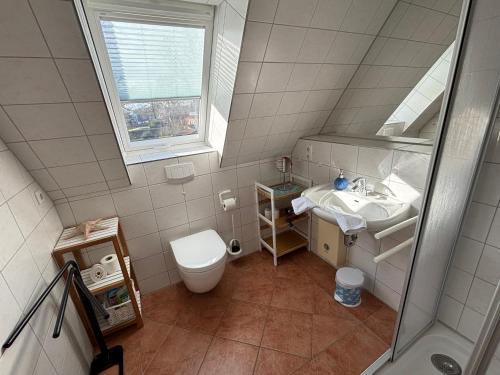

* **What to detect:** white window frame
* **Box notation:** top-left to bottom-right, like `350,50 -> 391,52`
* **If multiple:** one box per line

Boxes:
82,0 -> 213,155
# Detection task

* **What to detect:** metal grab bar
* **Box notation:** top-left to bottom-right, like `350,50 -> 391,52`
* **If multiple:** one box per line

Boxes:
374,216 -> 418,240
2,260 -> 124,375
373,237 -> 414,264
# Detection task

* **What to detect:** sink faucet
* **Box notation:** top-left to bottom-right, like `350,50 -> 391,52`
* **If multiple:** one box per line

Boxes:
352,177 -> 367,195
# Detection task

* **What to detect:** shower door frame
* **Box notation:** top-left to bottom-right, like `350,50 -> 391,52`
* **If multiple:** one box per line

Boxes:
388,0 -> 500,361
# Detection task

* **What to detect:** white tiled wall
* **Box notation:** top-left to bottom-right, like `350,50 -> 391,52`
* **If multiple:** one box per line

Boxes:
321,0 -> 462,136
291,136 -> 432,309
0,142 -> 92,375
55,151 -> 284,294
220,0 -> 399,166
0,0 -> 129,204
439,115 -> 500,342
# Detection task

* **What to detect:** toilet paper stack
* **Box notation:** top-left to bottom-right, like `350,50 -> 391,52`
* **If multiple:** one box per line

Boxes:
89,253 -> 121,283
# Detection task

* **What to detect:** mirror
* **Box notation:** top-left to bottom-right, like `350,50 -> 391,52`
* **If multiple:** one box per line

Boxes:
319,0 -> 462,142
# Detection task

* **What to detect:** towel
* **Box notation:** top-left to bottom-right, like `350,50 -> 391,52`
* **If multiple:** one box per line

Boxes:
292,196 -> 316,215
327,205 -> 367,235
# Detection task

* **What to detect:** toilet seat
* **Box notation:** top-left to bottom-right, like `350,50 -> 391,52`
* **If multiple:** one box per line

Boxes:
170,229 -> 226,273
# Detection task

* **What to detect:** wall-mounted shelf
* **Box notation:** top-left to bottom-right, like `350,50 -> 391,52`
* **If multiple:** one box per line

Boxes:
53,217 -> 143,343
255,175 -> 312,266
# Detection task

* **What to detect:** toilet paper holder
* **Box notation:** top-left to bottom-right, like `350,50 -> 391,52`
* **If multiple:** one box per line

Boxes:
218,190 -> 236,208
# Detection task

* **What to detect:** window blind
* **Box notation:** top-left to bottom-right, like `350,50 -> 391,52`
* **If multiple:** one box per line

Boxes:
100,19 -> 205,101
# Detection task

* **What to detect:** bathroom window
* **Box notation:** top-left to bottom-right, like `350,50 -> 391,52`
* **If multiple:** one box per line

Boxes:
83,1 -> 213,154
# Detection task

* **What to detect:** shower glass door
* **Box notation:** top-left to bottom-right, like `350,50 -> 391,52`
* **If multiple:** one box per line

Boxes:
391,0 -> 500,359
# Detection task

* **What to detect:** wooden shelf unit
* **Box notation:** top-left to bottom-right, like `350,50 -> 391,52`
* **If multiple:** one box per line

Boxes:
255,174 -> 312,266
52,217 -> 143,343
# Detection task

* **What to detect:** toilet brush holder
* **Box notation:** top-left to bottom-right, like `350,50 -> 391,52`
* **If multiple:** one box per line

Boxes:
227,238 -> 242,255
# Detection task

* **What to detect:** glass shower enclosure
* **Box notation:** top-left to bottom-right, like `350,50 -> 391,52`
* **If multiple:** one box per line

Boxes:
387,0 -> 500,372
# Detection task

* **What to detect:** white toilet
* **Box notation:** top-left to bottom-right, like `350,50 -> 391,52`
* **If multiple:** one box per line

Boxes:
170,229 -> 227,293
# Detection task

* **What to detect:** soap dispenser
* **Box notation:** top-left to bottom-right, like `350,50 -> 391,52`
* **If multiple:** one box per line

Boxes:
334,170 -> 348,191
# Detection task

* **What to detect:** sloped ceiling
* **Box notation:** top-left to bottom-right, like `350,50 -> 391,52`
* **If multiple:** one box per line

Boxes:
219,0 -> 398,166
220,0 -> 462,166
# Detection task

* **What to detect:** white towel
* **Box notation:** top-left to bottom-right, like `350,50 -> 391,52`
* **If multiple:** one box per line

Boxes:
327,205 -> 367,235
291,196 -> 316,215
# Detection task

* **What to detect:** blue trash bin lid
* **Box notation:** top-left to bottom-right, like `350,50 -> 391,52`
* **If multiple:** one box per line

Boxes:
336,267 -> 364,288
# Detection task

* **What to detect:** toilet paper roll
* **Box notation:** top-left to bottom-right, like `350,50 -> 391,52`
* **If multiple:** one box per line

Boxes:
90,264 -> 107,283
222,197 -> 237,211
100,254 -> 120,275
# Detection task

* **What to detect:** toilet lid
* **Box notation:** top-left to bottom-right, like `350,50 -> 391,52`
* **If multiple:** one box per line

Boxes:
170,230 -> 226,271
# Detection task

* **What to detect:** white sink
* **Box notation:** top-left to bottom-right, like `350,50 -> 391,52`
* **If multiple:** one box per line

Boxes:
302,184 -> 411,232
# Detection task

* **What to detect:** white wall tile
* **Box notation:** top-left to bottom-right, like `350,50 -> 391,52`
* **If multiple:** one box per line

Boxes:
186,196 -> 215,221
2,244 -> 41,309
466,277 -> 496,315
247,0 -> 278,22
0,150 -> 34,200
30,0 -> 89,58
7,142 -> 44,170
69,194 -> 116,223
0,58 -> 69,104
445,266 -> 473,303
30,137 -> 96,167
256,63 -> 294,93
120,210 -> 158,240
331,143 -> 358,172
438,295 -> 463,329
274,0 -> 318,27
49,162 -> 105,189
127,233 -> 163,261
155,202 -> 188,230
4,103 -> 84,140
149,182 -> 185,209
74,102 -> 113,135
452,236 -> 484,274
357,147 -> 393,179
234,62 -> 261,93
476,245 -> 500,285
112,187 -> 152,217
458,306 -> 484,342
0,203 -> 25,270
264,25 -> 307,62
462,203 -> 496,242
55,59 -> 102,102
249,92 -> 283,117
486,209 -> 500,248
239,22 -> 271,62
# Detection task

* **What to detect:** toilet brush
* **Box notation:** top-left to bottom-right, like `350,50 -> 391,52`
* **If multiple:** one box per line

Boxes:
228,213 -> 242,255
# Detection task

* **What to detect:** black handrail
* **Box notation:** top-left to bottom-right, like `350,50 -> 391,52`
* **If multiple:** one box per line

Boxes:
2,260 -> 124,374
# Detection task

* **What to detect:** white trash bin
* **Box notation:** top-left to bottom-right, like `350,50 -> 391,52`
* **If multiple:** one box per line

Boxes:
334,267 -> 364,307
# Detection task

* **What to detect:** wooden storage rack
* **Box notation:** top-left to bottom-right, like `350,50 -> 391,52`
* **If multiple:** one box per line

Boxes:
255,174 -> 312,265
52,217 -> 143,341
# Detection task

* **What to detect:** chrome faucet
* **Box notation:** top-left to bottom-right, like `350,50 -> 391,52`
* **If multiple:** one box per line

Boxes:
352,177 -> 367,195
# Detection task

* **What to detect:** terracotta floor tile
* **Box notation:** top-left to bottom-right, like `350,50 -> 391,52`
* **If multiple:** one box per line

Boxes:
210,270 -> 238,299
232,274 -> 275,305
312,313 -> 359,355
313,286 -> 358,321
326,324 -> 388,374
142,284 -> 192,325
105,318 -> 172,374
273,259 -> 311,282
227,251 -> 276,277
345,290 -> 385,321
364,304 -> 397,345
295,351 -> 350,375
198,337 -> 259,375
261,307 -> 312,358
144,326 -> 211,375
253,348 -> 307,375
175,294 -> 229,335
270,277 -> 316,314
216,300 -> 267,345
